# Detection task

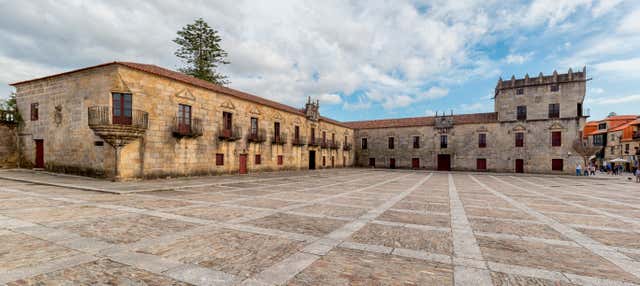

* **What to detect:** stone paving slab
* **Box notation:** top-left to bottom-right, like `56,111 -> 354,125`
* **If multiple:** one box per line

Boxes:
1,169 -> 640,285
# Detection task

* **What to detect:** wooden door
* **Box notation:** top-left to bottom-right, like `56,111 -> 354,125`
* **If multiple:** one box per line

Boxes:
411,158 -> 420,169
437,154 -> 451,171
515,159 -> 524,173
309,151 -> 316,170
178,104 -> 191,134
112,93 -> 132,125
239,154 -> 248,174
389,158 -> 396,169
35,140 -> 44,168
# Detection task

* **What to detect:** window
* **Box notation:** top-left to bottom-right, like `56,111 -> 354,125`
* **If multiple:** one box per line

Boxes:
310,128 -> 315,143
515,132 -> 524,147
625,144 -> 630,154
322,131 -> 326,143
216,154 -> 224,166
477,159 -> 487,170
30,103 -> 39,121
478,133 -> 487,148
440,135 -> 448,148
255,154 -> 261,165
516,88 -> 524,95
322,156 -> 326,166
593,134 -> 604,146
517,106 -> 527,121
548,103 -> 560,119
551,159 -> 563,171
177,104 -> 192,133
251,118 -> 258,136
223,112 -> 232,130
551,131 -> 561,147
344,135 -> 348,146
277,155 -> 283,165
332,133 -> 335,144
369,158 -> 375,167
550,84 -> 559,92
112,93 -> 132,124
413,136 -> 420,149
598,123 -> 607,130
388,137 -> 395,149
294,126 -> 300,141
577,103 -> 583,117
610,146 -> 614,153
274,122 -> 280,141
362,138 -> 368,150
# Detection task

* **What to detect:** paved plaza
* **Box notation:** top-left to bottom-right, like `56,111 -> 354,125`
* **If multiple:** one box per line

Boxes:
0,169 -> 639,285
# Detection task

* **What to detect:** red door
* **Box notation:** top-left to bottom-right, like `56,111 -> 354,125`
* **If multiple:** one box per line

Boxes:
389,158 -> 396,169
437,154 -> 451,171
412,158 -> 420,169
34,139 -> 44,168
239,154 -> 248,174
515,159 -> 524,173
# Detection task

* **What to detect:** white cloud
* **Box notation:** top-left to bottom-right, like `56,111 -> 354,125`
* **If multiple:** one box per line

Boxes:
588,94 -> 640,105
458,101 -> 492,113
315,93 -> 342,105
593,57 -> 640,77
505,53 -> 533,64
592,0 -> 623,17
618,8 -> 640,34
522,0 -> 592,27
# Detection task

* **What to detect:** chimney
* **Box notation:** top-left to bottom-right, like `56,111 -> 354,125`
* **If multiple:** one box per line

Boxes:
538,72 -> 544,84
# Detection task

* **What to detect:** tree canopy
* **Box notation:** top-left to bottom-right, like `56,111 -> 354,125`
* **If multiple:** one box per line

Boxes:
174,18 -> 230,85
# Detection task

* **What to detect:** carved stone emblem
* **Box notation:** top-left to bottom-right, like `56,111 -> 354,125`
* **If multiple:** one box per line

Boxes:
54,105 -> 63,126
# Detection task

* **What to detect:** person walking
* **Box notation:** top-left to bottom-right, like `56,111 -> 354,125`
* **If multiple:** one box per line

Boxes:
576,164 -> 582,176
591,165 -> 596,176
636,168 -> 640,183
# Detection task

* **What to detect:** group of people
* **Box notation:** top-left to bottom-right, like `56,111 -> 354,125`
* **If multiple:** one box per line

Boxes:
576,162 -> 640,183
575,164 -> 597,176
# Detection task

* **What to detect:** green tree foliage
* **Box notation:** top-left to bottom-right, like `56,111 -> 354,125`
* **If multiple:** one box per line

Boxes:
0,92 -> 21,124
174,18 -> 230,85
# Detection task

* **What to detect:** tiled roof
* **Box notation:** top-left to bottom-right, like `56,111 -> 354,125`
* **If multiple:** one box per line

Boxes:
344,112 -> 498,129
11,61 -> 349,128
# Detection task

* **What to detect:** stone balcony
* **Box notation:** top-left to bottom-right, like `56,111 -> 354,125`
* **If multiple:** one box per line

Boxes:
88,106 -> 148,147
171,117 -> 203,138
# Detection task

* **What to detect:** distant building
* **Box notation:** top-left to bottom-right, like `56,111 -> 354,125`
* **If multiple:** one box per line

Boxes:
9,63 -> 589,179
583,115 -> 640,169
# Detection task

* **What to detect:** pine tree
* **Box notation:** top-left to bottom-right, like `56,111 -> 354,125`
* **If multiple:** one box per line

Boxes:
174,18 -> 230,85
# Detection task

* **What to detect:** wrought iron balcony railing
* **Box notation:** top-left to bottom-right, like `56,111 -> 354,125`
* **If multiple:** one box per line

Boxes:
329,141 -> 340,149
343,143 -> 352,151
88,106 -> 148,130
218,126 -> 242,141
172,117 -> 203,138
292,136 -> 307,146
271,132 -> 288,145
308,137 -> 319,147
320,140 -> 329,149
247,128 -> 267,143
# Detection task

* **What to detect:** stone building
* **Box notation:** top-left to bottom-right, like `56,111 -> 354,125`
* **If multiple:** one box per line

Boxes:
11,62 -> 354,180
9,63 -> 589,178
346,68 -> 589,174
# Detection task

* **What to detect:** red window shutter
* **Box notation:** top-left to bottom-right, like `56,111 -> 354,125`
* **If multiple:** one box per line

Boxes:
552,159 -> 563,171
216,154 -> 224,166
551,132 -> 561,147
277,155 -> 283,165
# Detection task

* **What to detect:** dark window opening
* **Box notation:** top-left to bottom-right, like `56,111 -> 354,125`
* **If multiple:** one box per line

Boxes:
552,159 -> 563,171
440,135 -> 448,149
515,132 -> 524,147
274,122 -> 281,141
294,126 -> 300,141
517,106 -> 527,121
277,155 -> 283,165
548,103 -> 560,119
251,118 -> 258,136
577,103 -> 583,117
369,158 -> 375,167
362,138 -> 368,150
30,103 -> 39,121
413,136 -> 420,149
551,131 -> 562,147
255,154 -> 261,165
216,154 -> 224,166
223,112 -> 233,130
94,141 -> 104,146
479,133 -> 487,148
388,137 -> 395,149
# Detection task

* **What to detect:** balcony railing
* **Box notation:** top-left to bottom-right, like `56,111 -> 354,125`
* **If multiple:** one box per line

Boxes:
320,140 -> 329,149
292,136 -> 307,146
0,110 -> 16,124
88,106 -> 148,129
218,126 -> 242,141
329,141 -> 340,149
172,117 -> 203,138
308,137 -> 319,147
271,132 -> 288,145
343,143 -> 352,151
247,128 -> 267,143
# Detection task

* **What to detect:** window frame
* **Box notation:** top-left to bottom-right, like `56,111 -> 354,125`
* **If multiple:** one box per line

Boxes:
440,135 -> 448,149
362,138 -> 368,150
215,153 -> 224,166
255,154 -> 261,165
548,103 -> 560,119
30,102 -> 39,121
515,132 -> 524,147
478,133 -> 487,148
222,112 -> 233,130
250,117 -> 259,136
516,105 -> 527,121
413,136 -> 420,149
551,131 -> 562,147
476,158 -> 487,171
388,137 -> 395,149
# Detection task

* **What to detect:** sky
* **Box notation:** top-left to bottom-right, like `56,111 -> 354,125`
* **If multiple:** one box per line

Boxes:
1,0 -> 639,122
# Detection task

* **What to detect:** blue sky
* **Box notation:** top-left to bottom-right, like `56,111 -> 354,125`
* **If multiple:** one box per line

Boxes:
1,0 -> 639,121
